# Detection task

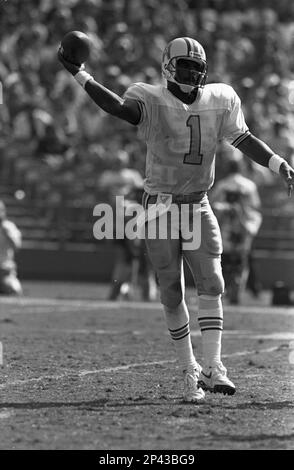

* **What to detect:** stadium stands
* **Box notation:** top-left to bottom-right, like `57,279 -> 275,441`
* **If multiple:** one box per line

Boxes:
0,0 -> 294,286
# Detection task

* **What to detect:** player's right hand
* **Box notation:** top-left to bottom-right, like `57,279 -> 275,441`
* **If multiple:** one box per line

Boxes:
57,47 -> 82,76
279,161 -> 294,197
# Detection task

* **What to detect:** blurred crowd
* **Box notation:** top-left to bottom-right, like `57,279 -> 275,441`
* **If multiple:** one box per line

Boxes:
1,0 -> 294,217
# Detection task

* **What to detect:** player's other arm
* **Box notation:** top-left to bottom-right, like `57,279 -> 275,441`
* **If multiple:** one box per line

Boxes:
237,133 -> 294,196
85,80 -> 141,125
57,49 -> 141,126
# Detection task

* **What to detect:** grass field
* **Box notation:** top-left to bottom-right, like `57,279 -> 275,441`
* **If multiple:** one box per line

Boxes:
0,281 -> 293,451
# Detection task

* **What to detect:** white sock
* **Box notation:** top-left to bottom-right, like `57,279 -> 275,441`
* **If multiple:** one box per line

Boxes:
164,300 -> 197,373
198,295 -> 223,369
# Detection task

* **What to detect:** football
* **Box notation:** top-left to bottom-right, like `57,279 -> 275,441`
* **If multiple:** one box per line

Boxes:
60,31 -> 91,66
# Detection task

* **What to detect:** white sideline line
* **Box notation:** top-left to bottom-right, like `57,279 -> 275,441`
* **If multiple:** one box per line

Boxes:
0,359 -> 174,389
78,359 -> 173,377
0,297 -> 293,315
0,298 -> 123,309
222,346 -> 278,358
0,346 -> 280,390
78,346 -> 279,376
49,328 -> 294,341
51,328 -> 131,335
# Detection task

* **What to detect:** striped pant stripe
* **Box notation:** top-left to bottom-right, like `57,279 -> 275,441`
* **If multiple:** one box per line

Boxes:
171,331 -> 191,341
200,327 -> 223,332
198,318 -> 223,331
169,322 -> 190,341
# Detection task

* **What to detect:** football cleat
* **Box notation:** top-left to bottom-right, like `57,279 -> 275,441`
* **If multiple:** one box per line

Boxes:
198,362 -> 236,395
183,364 -> 205,403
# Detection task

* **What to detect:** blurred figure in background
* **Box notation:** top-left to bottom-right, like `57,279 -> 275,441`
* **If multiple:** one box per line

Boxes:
98,162 -> 157,301
211,151 -> 262,304
0,200 -> 22,295
109,185 -> 158,302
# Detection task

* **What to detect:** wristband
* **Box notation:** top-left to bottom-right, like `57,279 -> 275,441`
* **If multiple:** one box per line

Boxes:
74,71 -> 94,88
268,154 -> 285,174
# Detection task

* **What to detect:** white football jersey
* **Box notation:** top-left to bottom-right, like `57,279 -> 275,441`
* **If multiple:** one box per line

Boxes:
124,82 -> 250,195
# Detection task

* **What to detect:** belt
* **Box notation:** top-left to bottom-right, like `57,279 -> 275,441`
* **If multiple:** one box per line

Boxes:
143,191 -> 206,206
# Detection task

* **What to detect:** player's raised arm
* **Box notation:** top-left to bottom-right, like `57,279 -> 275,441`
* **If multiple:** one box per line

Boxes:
237,133 -> 294,197
57,47 -> 141,126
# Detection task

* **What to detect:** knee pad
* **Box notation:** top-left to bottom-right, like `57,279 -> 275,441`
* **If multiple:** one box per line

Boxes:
145,236 -> 183,308
198,271 -> 225,297
157,270 -> 183,308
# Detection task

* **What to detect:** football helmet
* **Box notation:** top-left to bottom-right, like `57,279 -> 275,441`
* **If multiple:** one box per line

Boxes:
162,37 -> 207,93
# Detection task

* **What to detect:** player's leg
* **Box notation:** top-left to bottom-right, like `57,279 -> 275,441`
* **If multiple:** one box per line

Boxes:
220,252 -> 232,302
138,248 -> 158,301
144,207 -> 204,402
228,252 -> 244,305
184,202 -> 235,395
237,249 -> 250,304
108,241 -> 132,300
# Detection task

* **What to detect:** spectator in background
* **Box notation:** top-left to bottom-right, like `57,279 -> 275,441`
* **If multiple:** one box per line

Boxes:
98,162 -> 157,301
0,200 -> 22,296
211,150 -> 262,304
108,185 -> 158,302
2,1 -> 294,216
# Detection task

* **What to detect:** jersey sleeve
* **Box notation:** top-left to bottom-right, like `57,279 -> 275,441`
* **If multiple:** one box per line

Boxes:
123,83 -> 151,140
221,86 -> 250,147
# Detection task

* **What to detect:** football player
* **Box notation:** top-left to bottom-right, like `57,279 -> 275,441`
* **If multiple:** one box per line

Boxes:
58,37 -> 294,403
0,200 -> 22,296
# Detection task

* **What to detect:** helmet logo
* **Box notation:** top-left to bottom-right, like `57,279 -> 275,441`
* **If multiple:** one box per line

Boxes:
189,51 -> 200,58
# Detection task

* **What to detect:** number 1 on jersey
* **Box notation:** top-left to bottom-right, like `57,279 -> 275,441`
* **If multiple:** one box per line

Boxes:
183,115 -> 203,165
